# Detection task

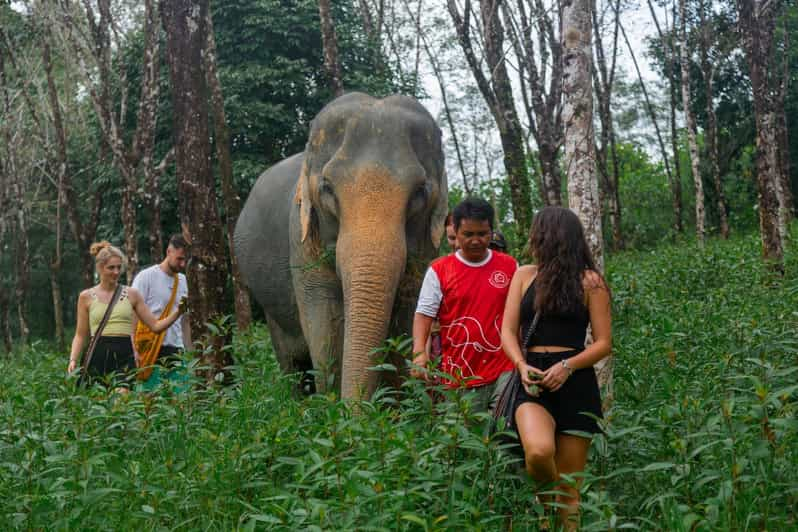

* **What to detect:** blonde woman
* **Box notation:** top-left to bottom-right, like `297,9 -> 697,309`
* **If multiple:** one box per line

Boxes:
67,241 -> 185,388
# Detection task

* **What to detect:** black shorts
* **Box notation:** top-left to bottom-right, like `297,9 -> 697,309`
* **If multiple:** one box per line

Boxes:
83,336 -> 136,388
513,350 -> 603,435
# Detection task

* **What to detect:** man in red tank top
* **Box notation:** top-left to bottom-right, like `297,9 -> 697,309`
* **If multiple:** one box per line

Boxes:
412,198 -> 516,412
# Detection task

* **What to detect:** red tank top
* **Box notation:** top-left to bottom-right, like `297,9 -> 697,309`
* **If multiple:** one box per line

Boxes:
431,251 -> 516,388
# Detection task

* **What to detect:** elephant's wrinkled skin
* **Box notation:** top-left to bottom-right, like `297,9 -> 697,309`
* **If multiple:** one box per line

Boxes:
234,93 -> 447,399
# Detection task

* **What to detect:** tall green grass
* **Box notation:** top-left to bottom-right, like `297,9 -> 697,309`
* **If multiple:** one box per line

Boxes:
1,229 -> 797,530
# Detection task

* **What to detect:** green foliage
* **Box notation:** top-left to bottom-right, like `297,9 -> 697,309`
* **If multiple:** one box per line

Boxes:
212,0 -> 405,194
3,227 -> 798,529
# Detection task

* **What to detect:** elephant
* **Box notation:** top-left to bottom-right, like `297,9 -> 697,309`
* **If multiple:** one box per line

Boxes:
234,92 -> 447,400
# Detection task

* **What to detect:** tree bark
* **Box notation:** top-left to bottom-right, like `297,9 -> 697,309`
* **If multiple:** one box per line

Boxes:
562,0 -> 611,404
0,42 -> 29,345
204,6 -> 252,331
162,0 -> 233,377
737,0 -> 785,272
318,0 -> 344,98
679,0 -> 705,245
448,0 -> 533,232
737,0 -> 785,271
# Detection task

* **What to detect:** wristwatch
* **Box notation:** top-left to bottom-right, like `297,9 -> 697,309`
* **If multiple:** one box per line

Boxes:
561,359 -> 574,377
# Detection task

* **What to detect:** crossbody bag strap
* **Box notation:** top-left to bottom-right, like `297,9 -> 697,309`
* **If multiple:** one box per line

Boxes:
82,283 -> 124,373
520,309 -> 542,350
163,274 -> 179,317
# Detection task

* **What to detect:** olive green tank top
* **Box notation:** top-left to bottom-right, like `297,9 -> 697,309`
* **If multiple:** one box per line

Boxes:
88,286 -> 134,337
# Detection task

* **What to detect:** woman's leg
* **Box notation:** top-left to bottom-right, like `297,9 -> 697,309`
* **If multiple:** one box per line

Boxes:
515,402 -> 557,482
553,434 -> 591,531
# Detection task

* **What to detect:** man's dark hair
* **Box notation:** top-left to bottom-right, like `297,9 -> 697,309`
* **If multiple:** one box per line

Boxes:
453,197 -> 494,230
168,234 -> 188,250
489,230 -> 508,252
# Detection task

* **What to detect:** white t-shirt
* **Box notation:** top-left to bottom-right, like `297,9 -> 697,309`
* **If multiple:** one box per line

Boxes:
132,264 -> 188,348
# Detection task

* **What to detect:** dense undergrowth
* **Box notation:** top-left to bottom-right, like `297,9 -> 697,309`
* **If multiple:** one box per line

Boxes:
2,229 -> 797,530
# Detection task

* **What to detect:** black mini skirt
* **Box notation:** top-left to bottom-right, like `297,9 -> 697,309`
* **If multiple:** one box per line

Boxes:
82,336 -> 136,388
512,349 -> 603,435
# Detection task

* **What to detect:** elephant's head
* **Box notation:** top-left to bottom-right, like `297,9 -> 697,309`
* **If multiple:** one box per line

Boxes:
295,93 -> 447,399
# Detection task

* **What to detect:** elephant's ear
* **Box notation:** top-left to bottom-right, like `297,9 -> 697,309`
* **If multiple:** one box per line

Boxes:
294,161 -> 315,244
430,170 -> 448,249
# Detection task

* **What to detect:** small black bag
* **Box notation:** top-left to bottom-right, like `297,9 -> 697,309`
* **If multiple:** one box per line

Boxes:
489,310 -> 541,451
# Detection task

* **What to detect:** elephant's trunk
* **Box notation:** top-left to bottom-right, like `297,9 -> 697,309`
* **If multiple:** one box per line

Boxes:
336,176 -> 407,400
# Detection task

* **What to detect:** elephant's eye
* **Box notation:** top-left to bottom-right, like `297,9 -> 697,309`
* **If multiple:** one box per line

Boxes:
408,183 -> 428,214
319,179 -> 338,215
319,179 -> 334,195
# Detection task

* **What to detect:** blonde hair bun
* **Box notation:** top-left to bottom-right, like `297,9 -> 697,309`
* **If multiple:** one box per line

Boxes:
90,241 -> 112,257
90,241 -> 125,267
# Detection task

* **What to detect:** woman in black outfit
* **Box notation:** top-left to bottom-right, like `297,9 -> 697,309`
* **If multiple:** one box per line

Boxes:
501,207 -> 611,531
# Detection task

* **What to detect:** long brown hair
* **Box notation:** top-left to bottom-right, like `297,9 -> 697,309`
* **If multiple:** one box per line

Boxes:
527,207 -> 603,314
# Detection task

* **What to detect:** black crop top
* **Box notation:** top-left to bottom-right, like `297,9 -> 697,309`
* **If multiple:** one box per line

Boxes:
519,280 -> 589,350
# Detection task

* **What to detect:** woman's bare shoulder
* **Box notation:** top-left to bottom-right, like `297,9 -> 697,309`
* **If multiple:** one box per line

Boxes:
516,264 -> 538,277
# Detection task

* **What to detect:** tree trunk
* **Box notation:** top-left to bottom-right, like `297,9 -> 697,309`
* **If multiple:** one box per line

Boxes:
698,2 -> 729,239
619,17 -> 675,210
400,0 -> 469,191
318,0 -> 344,97
501,0 -> 564,207
593,0 -> 623,249
204,6 -> 252,331
162,0 -> 233,377
679,0 -> 705,244
646,0 -> 684,233
448,0 -> 532,232
738,0 -> 785,271
42,37 -> 67,348
1,49 -> 29,345
562,0 -> 611,405
0,288 -> 10,354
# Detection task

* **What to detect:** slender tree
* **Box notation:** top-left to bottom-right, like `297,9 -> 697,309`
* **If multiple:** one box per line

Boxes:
54,0 -> 172,281
204,7 -> 252,331
318,0 -> 344,97
679,0 -> 706,244
647,0 -> 684,234
592,0 -> 623,249
501,0 -> 565,207
448,0 -> 533,232
697,0 -> 729,238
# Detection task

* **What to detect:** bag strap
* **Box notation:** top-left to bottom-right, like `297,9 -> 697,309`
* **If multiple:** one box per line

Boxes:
163,273 -> 179,317
490,309 -> 542,423
82,283 -> 124,373
520,309 -> 542,350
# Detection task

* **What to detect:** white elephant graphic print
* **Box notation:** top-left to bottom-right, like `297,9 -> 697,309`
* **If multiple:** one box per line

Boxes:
416,250 -> 518,388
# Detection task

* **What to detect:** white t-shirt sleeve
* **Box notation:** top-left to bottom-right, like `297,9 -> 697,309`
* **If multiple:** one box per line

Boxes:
415,267 -> 442,318
131,268 -> 148,294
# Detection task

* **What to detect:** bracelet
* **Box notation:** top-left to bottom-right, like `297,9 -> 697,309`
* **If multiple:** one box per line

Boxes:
561,359 -> 574,376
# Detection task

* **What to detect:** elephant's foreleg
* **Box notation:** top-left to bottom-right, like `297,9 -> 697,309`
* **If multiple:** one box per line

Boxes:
294,272 -> 345,394
265,315 -> 313,393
